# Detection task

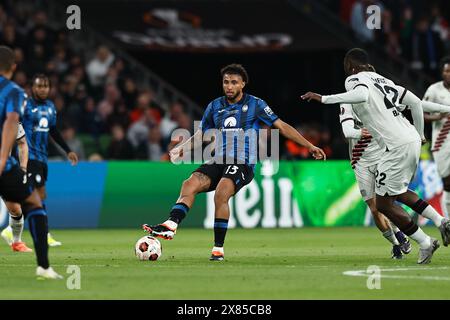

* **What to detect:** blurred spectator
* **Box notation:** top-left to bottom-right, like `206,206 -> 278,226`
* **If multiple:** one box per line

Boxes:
89,153 -> 104,162
350,0 -> 377,43
61,125 -> 86,160
160,102 -> 185,140
136,126 -> 164,161
127,108 -> 156,148
411,16 -> 444,74
79,97 -> 105,136
129,91 -> 152,123
106,124 -> 134,160
86,46 -> 115,95
121,77 -> 138,110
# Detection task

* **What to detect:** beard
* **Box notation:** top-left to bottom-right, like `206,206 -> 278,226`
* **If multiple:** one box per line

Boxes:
226,91 -> 241,101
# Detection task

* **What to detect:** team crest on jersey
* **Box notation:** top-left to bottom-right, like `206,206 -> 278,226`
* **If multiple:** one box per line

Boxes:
242,104 -> 248,112
264,106 -> 274,116
48,108 -> 53,114
224,117 -> 237,127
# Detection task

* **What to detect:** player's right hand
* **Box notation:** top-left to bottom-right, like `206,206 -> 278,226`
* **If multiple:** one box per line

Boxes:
169,146 -> 183,163
309,145 -> 326,160
361,128 -> 372,139
301,92 -> 323,103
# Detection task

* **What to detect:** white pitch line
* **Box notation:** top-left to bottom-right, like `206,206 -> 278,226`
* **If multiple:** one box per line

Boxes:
343,266 -> 450,281
0,264 -> 121,268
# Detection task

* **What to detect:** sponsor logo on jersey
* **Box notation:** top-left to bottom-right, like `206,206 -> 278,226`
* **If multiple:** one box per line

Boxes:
264,106 -> 274,116
224,117 -> 237,127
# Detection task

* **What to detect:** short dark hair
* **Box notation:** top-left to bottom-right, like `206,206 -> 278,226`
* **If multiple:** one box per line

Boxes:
345,48 -> 370,66
440,56 -> 450,71
0,46 -> 15,72
220,63 -> 249,83
31,73 -> 50,86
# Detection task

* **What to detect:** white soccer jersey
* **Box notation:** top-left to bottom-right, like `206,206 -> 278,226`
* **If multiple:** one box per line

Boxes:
344,71 -> 421,151
339,103 -> 382,167
424,81 -> 450,153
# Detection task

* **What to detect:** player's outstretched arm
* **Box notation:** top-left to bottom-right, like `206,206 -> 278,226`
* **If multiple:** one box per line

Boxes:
49,127 -> 78,165
272,119 -> 326,160
301,86 -> 369,105
0,112 -> 19,174
169,129 -> 203,162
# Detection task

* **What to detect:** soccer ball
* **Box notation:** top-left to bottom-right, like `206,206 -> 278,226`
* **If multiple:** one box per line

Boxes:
135,236 -> 162,261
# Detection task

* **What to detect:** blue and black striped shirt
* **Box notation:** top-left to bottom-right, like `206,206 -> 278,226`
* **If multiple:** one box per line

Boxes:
0,75 -> 27,172
200,93 -> 278,168
22,98 -> 57,163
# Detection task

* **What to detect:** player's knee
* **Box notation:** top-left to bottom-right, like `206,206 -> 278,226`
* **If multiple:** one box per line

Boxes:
181,178 -> 200,195
214,189 -> 232,205
375,201 -> 390,216
8,204 -> 22,217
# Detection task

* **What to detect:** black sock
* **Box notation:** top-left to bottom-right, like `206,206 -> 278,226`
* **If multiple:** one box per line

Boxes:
169,203 -> 189,224
214,218 -> 228,247
25,208 -> 49,269
11,214 -> 22,221
410,199 -> 428,215
401,221 -> 419,237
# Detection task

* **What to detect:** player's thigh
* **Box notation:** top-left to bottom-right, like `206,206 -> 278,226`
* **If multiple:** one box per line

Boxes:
27,160 -> 47,191
221,164 -> 254,195
191,163 -> 223,192
36,185 -> 47,200
182,172 -> 212,194
214,178 -> 237,204
21,189 -> 43,213
353,164 -> 376,201
0,166 -> 33,204
376,141 -> 420,197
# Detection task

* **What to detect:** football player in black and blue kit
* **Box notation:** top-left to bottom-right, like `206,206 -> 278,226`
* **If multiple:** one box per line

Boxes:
0,46 -> 61,278
22,74 -> 79,246
144,64 -> 326,261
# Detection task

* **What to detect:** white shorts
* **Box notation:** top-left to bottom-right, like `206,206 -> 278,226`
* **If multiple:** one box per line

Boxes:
353,163 -> 377,201
433,149 -> 450,178
375,140 -> 421,197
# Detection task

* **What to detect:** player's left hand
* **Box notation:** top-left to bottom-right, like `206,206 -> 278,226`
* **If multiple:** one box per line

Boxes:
309,145 -> 326,160
301,92 -> 322,103
68,152 -> 79,166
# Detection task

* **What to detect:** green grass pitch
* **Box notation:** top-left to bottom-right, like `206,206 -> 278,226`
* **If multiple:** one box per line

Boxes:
0,227 -> 449,299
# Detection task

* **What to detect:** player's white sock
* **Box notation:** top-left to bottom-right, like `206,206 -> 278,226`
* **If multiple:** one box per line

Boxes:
212,246 -> 224,254
162,220 -> 178,231
445,191 -> 450,218
10,214 -> 24,243
409,228 -> 432,249
422,205 -> 444,227
382,229 -> 400,245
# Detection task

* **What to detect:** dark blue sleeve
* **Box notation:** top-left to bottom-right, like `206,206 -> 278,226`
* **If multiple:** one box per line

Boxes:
199,103 -> 214,131
5,88 -> 23,115
50,102 -> 57,127
256,99 -> 278,126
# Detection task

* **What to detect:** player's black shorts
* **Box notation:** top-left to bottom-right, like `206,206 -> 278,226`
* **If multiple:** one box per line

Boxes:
0,165 -> 33,203
194,163 -> 254,193
27,160 -> 48,188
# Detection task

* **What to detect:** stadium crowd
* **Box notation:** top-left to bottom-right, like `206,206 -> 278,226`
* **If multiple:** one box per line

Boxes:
0,1 -> 337,162
336,0 -> 450,77
0,2 -> 195,162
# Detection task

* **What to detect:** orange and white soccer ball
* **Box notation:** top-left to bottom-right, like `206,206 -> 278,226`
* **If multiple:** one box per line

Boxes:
135,236 -> 162,261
